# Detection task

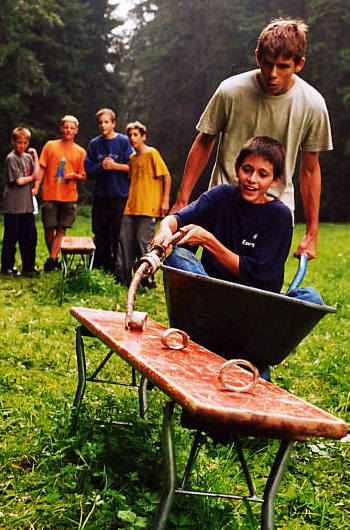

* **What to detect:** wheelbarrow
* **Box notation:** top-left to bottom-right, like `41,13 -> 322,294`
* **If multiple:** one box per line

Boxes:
125,241 -> 336,367
162,261 -> 335,366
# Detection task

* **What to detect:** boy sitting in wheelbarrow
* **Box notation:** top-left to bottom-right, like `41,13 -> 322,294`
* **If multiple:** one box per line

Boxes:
153,136 -> 322,381
153,136 -> 322,302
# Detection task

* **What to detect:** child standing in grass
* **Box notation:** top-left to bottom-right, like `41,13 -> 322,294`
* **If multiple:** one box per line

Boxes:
1,127 -> 40,277
84,108 -> 133,273
117,121 -> 171,287
37,115 -> 86,272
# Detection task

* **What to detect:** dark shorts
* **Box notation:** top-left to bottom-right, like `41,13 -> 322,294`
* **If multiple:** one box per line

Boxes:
41,201 -> 77,229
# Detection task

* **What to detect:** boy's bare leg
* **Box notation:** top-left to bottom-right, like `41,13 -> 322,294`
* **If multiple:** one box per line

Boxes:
44,227 -> 55,253
50,225 -> 66,260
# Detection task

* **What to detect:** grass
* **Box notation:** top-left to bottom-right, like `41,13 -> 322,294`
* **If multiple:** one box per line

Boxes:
0,208 -> 349,529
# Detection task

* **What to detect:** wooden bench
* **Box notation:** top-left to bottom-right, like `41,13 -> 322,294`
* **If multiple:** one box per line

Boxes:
61,236 -> 96,278
70,306 -> 347,530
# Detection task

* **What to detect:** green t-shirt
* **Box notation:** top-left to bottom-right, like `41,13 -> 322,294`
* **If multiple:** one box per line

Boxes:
197,69 -> 333,213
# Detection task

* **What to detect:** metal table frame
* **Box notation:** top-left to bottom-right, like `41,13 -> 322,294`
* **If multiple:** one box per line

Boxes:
154,400 -> 293,530
72,323 -> 297,530
72,326 -> 148,427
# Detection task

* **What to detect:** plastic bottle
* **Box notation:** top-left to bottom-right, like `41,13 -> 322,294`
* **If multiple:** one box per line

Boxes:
57,157 -> 66,183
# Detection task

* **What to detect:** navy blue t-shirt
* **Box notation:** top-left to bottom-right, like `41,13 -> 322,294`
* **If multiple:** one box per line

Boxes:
84,134 -> 133,198
173,185 -> 293,293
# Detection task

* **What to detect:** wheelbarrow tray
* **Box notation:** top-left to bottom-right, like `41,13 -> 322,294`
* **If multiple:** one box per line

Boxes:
162,265 -> 336,366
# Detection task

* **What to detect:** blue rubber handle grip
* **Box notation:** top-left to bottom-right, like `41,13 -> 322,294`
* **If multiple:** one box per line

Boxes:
286,253 -> 308,294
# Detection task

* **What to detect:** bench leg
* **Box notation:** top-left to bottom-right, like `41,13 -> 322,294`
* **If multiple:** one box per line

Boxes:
261,440 -> 293,530
153,401 -> 176,530
61,252 -> 70,279
88,250 -> 95,271
139,375 -> 148,420
71,326 -> 87,429
179,430 -> 203,489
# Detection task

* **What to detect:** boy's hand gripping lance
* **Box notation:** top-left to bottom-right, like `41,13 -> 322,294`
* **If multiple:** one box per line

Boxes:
125,232 -> 183,330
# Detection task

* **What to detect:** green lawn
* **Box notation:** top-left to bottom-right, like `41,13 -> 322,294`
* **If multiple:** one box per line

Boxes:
0,209 -> 349,529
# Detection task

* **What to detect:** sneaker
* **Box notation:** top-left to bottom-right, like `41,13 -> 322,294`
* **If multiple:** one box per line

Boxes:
1,267 -> 21,277
54,259 -> 62,270
22,267 -> 40,277
44,257 -> 56,272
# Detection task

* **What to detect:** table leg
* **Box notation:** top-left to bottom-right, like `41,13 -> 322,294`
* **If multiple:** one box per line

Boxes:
153,401 -> 176,530
62,253 -> 68,278
71,326 -> 87,429
88,251 -> 95,271
261,440 -> 293,530
139,375 -> 148,420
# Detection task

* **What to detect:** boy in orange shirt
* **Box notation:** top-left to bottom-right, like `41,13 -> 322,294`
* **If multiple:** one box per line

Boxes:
36,115 -> 86,271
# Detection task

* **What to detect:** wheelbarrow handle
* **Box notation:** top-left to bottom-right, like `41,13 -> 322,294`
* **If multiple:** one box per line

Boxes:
285,253 -> 308,295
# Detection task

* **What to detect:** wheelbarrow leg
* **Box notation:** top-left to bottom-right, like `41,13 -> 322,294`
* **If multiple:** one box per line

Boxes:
153,401 -> 176,530
71,326 -> 87,430
261,440 -> 293,530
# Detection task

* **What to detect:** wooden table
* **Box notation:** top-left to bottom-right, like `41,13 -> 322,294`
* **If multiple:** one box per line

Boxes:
61,236 -> 96,278
70,307 -> 347,530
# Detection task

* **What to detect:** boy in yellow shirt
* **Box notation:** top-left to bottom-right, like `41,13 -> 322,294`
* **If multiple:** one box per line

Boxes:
117,121 -> 171,287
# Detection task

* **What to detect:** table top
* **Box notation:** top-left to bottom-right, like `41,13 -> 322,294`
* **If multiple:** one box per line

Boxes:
70,307 -> 347,441
61,236 -> 96,253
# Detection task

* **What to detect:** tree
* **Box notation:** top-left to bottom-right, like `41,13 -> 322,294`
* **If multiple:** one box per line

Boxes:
0,0 -> 60,148
121,0 -> 350,219
0,0 -> 126,203
27,0 -> 125,147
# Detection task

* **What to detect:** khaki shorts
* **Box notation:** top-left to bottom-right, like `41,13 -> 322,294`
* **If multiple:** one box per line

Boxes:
41,201 -> 77,229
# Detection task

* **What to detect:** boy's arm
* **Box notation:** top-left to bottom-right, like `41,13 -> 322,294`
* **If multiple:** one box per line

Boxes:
160,174 -> 172,217
295,151 -> 321,260
65,152 -> 87,182
65,171 -> 86,181
84,144 -> 103,177
102,158 -> 129,172
16,149 -> 39,189
32,165 -> 44,195
175,224 -> 240,277
28,148 -> 40,195
152,215 -> 178,249
16,174 -> 35,187
170,132 -> 216,213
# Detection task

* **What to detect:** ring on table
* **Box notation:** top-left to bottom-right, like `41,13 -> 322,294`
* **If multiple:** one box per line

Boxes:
161,328 -> 190,349
219,359 -> 259,392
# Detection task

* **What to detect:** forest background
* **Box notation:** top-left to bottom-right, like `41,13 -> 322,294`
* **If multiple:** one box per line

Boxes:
0,0 -> 350,221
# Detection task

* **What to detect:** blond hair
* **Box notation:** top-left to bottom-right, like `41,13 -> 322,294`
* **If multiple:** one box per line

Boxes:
61,115 -> 79,127
12,127 -> 31,141
126,121 -> 147,136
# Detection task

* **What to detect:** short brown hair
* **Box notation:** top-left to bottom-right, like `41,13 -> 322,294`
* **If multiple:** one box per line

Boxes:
12,127 -> 31,141
236,136 -> 285,181
126,121 -> 147,136
257,18 -> 308,65
96,108 -> 116,122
